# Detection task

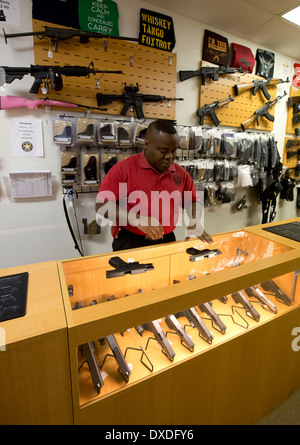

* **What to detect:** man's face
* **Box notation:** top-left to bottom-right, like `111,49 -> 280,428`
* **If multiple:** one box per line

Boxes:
144,131 -> 178,173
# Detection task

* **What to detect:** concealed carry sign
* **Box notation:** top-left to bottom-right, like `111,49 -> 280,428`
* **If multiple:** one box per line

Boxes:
139,8 -> 175,52
78,0 -> 119,36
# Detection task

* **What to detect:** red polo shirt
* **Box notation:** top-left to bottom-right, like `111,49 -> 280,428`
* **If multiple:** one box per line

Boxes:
97,151 -> 200,237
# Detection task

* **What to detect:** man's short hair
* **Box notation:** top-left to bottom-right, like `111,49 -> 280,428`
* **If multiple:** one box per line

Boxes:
146,119 -> 177,136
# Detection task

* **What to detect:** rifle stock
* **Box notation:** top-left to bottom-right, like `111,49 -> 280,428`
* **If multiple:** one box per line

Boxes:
241,114 -> 257,131
234,82 -> 255,96
179,70 -> 200,82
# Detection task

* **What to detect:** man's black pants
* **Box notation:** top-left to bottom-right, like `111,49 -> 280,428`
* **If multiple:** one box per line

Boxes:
112,227 -> 176,251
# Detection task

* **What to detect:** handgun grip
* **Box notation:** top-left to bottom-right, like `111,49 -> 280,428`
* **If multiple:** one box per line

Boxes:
108,256 -> 127,269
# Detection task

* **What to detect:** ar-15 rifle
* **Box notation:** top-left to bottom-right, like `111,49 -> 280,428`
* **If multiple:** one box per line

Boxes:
0,95 -> 106,112
142,320 -> 176,361
231,291 -> 261,321
106,256 -> 154,278
3,26 -> 139,50
241,91 -> 287,131
0,62 -> 122,94
198,302 -> 227,334
260,280 -> 291,306
165,314 -> 195,352
96,83 -> 183,119
196,95 -> 234,127
244,286 -> 278,314
234,77 -> 289,100
179,66 -> 244,85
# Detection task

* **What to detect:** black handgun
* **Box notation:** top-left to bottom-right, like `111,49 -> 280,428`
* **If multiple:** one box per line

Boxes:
244,286 -> 278,314
231,291 -> 261,321
143,320 -> 176,361
106,256 -> 154,278
186,247 -> 222,262
198,302 -> 227,334
80,341 -> 104,394
175,308 -> 214,344
260,280 -> 291,306
165,314 -> 195,352
105,334 -> 131,382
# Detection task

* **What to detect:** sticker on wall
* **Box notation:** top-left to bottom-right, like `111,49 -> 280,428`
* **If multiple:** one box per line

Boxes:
10,118 -> 44,157
78,0 -> 119,35
0,0 -> 20,26
139,8 -> 175,52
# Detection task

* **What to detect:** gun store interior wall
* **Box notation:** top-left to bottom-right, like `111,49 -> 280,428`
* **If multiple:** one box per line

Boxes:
0,0 -> 299,268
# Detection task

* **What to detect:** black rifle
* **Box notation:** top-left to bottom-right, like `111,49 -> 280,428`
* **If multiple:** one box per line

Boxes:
80,341 -> 104,393
96,83 -> 183,119
198,302 -> 227,334
104,335 -> 131,382
3,26 -> 139,49
231,291 -> 261,321
143,320 -> 176,361
186,247 -> 222,261
179,66 -> 244,85
288,96 -> 300,107
234,77 -> 289,100
0,62 -> 123,94
196,95 -> 234,126
287,148 -> 300,160
174,308 -> 214,344
106,256 -> 154,278
165,314 -> 195,352
260,280 -> 291,306
244,286 -> 277,314
241,91 -> 287,131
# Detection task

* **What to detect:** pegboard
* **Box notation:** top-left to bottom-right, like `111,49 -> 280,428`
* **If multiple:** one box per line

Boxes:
32,20 -> 178,119
286,85 -> 300,135
198,61 -> 283,131
282,136 -> 300,178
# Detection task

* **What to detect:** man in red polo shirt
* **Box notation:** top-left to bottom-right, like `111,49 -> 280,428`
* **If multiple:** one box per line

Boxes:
96,119 -> 212,251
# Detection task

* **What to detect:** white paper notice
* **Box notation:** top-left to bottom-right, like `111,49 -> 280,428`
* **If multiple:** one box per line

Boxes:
0,0 -> 20,26
11,118 -> 44,157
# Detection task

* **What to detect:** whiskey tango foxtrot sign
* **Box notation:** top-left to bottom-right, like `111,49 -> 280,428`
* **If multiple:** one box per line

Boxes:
139,8 -> 176,52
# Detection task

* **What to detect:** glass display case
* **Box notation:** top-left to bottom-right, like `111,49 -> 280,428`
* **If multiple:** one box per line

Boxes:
58,221 -> 300,425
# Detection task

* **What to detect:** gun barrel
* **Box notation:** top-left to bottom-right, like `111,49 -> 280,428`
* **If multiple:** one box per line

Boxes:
186,307 -> 214,343
244,287 -> 277,314
260,280 -> 291,306
199,302 -> 227,334
231,291 -> 261,321
143,320 -> 175,361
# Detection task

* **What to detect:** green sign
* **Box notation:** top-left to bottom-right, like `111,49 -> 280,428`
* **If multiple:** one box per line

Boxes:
78,0 -> 119,36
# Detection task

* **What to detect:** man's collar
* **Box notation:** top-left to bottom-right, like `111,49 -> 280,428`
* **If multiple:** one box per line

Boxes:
139,150 -> 176,173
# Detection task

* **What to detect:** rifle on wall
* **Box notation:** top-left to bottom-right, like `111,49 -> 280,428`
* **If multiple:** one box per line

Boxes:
196,95 -> 234,126
3,26 -> 139,51
96,83 -> 183,119
240,91 -> 287,131
179,66 -> 244,85
234,77 -> 289,100
0,95 -> 107,112
0,62 -> 122,94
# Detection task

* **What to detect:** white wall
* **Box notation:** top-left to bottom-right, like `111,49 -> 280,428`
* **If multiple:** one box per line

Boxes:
0,0 -> 299,268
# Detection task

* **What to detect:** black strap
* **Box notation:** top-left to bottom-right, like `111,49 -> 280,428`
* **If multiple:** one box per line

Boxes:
63,192 -> 84,257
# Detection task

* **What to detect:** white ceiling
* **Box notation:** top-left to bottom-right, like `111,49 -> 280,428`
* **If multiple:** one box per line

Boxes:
146,0 -> 300,60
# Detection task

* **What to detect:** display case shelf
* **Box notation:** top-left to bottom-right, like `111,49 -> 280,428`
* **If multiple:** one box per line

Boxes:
58,221 -> 300,424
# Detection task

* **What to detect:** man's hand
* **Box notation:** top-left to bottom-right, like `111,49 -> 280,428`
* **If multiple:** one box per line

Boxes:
185,225 -> 214,244
134,215 -> 164,240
